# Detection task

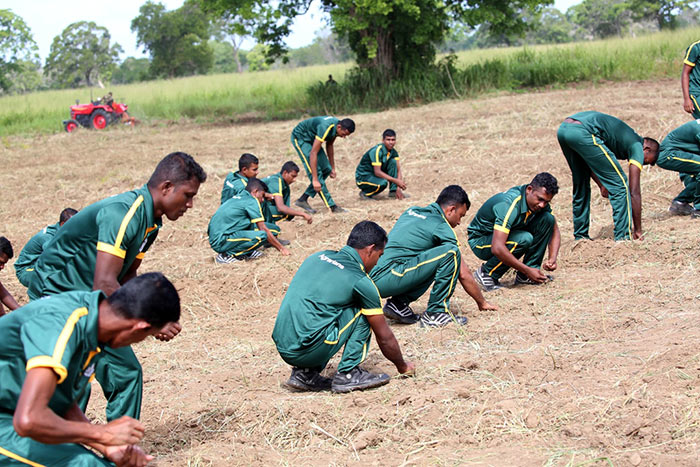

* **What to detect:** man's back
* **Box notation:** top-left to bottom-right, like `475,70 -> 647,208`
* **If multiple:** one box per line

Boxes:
14,223 -> 59,286
292,116 -> 338,144
570,111 -> 643,162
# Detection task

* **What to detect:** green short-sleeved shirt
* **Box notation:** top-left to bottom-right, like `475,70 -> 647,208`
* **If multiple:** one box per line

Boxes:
0,290 -> 103,416
14,223 -> 59,285
272,246 -> 383,351
292,116 -> 339,145
28,185 -> 161,298
371,203 -> 460,277
208,190 -> 265,243
355,143 -> 400,180
262,172 -> 290,207
660,120 -> 700,154
569,111 -> 645,169
684,40 -> 700,94
468,184 -> 552,239
220,171 -> 248,205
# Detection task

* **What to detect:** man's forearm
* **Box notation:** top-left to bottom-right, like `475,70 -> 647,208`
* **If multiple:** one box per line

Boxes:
376,335 -> 407,371
458,263 -> 488,307
0,285 -> 19,310
15,405 -> 105,445
548,223 -> 561,262
631,193 -> 642,232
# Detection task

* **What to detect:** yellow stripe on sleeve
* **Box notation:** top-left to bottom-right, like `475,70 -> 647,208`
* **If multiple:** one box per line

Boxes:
318,123 -> 335,142
499,196 -> 521,232
250,217 -> 264,223
684,41 -> 700,63
361,308 -> 384,316
26,356 -> 68,384
629,160 -> 643,170
96,242 -> 126,259
49,307 -> 88,383
494,225 -> 511,234
685,59 -> 696,67
112,195 -> 144,252
373,145 -> 382,165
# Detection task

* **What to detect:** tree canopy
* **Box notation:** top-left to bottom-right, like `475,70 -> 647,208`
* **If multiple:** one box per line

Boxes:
44,21 -> 122,88
0,9 -> 39,92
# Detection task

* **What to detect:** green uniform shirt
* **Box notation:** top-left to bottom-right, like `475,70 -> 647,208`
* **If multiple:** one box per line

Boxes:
262,172 -> 290,207
355,143 -> 400,180
221,171 -> 248,204
292,116 -> 339,145
14,223 -> 59,285
684,40 -> 700,93
660,120 -> 700,153
0,290 -> 103,416
208,190 -> 265,243
272,246 -> 383,351
468,184 -> 552,238
569,111 -> 645,169
371,203 -> 459,277
29,185 -> 161,298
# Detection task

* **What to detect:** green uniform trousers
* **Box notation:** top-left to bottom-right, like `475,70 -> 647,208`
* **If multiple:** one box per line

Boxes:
0,414 -> 113,466
277,308 -> 371,373
356,158 -> 398,197
468,212 -> 554,281
657,148 -> 700,208
557,122 -> 634,241
264,202 -> 291,223
78,345 -> 142,422
212,225 -> 280,256
690,92 -> 700,119
372,244 -> 461,314
291,136 -> 336,208
674,173 -> 698,206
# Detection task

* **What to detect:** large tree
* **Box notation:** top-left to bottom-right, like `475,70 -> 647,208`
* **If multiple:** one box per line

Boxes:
0,9 -> 39,92
201,0 -> 549,78
44,21 -> 122,88
131,0 -> 214,78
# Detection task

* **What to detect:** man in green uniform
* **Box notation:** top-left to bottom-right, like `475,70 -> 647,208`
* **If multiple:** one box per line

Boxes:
657,120 -> 700,217
0,237 -> 19,317
355,129 -> 408,200
273,221 -> 414,393
0,273 -> 179,466
14,208 -> 77,288
221,153 -> 259,204
291,116 -> 355,214
469,173 -> 561,292
209,178 -> 290,264
261,161 -> 313,225
370,185 -> 497,328
682,40 -> 700,119
557,111 -> 659,241
27,151 -> 206,423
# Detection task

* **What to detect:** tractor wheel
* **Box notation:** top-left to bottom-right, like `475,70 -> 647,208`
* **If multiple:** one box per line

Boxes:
91,109 -> 108,130
64,119 -> 79,133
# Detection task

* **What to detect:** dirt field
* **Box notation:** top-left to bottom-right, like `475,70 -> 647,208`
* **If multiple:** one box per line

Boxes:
2,79 -> 700,466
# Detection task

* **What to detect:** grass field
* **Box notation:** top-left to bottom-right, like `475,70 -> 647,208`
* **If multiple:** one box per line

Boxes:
2,78 -> 700,465
2,26 -> 700,137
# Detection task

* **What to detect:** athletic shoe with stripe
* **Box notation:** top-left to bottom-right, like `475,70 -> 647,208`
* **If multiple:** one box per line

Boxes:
419,311 -> 468,328
669,200 -> 693,216
331,367 -> 390,393
383,299 -> 419,324
244,249 -> 264,260
473,265 -> 502,292
285,368 -> 332,392
215,253 -> 241,264
514,271 -> 553,285
294,198 -> 317,214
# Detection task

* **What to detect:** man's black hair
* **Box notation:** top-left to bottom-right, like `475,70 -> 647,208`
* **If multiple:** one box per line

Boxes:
239,153 -> 259,170
281,161 -> 300,174
530,172 -> 559,196
59,208 -> 78,225
0,237 -> 12,258
436,185 -> 470,210
382,129 -> 396,139
245,177 -> 269,193
643,137 -> 660,165
148,152 -> 207,188
108,272 -> 180,329
346,221 -> 387,251
339,118 -> 355,134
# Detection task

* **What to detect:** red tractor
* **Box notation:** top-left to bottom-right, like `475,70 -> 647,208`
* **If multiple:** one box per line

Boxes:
63,95 -> 130,132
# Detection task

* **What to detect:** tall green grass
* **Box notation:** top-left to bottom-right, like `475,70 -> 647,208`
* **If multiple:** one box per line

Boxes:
2,27 -> 699,136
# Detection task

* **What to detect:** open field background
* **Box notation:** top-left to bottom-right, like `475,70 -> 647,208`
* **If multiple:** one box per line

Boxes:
2,26 -> 700,137
1,78 -> 700,465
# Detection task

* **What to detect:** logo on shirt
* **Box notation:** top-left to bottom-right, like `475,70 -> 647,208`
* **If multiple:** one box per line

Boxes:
407,209 -> 426,220
83,363 -> 96,379
319,254 -> 344,269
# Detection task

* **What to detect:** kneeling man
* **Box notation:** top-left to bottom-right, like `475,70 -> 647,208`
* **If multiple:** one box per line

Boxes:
468,172 -> 561,291
272,221 -> 414,393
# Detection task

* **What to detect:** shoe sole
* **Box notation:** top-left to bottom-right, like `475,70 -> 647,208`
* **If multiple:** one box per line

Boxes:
383,308 -> 420,324
294,202 -> 317,214
473,272 -> 501,292
331,377 -> 390,394
285,379 -> 330,392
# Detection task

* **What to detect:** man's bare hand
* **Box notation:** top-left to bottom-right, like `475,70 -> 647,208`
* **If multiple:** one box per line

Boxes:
398,361 -> 416,376
99,417 -> 145,446
155,322 -> 181,342
329,169 -> 337,179
684,98 -> 695,114
525,267 -> 548,283
104,444 -> 153,467
395,189 -> 405,200
312,179 -> 322,192
303,213 -> 313,224
633,230 -> 644,241
280,247 -> 291,256
599,186 -> 609,198
543,259 -> 557,271
396,180 -> 407,190
478,300 -> 498,311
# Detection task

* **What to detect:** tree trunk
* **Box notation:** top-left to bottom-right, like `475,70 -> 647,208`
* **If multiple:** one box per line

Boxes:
374,27 -> 395,76
234,47 -> 242,73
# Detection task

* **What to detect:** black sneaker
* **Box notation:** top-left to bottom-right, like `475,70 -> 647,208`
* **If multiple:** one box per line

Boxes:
215,253 -> 241,264
383,299 -> 419,324
331,367 -> 390,393
294,199 -> 317,214
359,191 -> 377,201
473,265 -> 502,292
419,311 -> 468,328
514,271 -> 553,285
330,205 -> 348,213
279,239 -> 291,246
285,367 -> 332,392
691,209 -> 700,219
669,200 -> 694,216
